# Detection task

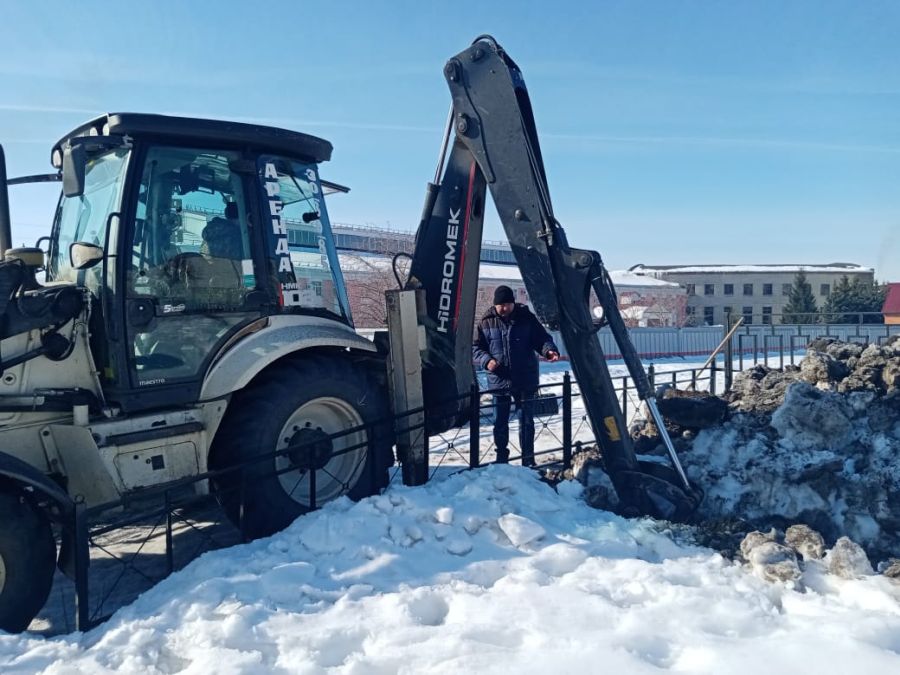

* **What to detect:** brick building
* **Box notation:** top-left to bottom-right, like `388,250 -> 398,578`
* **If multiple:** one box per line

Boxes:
883,283 -> 900,325
337,251 -> 686,328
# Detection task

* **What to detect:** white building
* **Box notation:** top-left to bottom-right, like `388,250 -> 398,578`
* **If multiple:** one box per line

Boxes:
629,263 -> 875,325
478,264 -> 686,326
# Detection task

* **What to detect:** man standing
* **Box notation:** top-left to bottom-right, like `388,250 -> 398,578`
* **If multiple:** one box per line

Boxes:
473,285 -> 560,466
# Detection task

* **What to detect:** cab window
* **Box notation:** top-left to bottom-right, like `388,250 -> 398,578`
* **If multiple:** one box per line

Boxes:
257,156 -> 350,321
49,147 -> 130,292
130,146 -> 256,310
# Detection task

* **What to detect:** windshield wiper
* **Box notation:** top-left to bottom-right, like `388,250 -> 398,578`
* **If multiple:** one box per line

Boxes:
6,173 -> 62,186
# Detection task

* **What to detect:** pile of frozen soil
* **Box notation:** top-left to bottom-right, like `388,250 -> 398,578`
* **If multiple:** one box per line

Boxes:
576,336 -> 900,570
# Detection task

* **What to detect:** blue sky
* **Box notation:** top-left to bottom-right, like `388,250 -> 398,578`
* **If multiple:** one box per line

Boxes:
2,1 -> 898,280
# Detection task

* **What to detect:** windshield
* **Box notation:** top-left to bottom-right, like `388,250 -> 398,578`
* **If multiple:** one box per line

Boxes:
48,147 -> 130,287
258,155 -> 351,322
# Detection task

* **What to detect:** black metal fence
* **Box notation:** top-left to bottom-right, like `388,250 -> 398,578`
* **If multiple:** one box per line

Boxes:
426,362 -> 720,474
722,312 -> 900,388
57,413 -> 390,633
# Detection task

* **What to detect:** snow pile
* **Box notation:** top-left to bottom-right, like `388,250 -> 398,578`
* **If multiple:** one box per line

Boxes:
619,338 -> 900,563
4,466 -> 900,673
728,336 -> 900,413
682,380 -> 900,557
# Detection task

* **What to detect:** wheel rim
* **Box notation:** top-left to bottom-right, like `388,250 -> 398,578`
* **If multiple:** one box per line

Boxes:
274,397 -> 367,507
0,550 -> 6,595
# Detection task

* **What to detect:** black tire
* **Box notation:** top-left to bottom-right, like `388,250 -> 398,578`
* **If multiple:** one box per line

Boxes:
210,356 -> 393,539
0,489 -> 56,633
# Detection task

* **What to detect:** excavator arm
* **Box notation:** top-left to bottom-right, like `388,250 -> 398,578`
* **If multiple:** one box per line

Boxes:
405,36 -> 699,520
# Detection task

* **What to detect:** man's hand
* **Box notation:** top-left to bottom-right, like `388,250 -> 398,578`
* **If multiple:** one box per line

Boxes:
486,359 -> 499,372
545,350 -> 560,362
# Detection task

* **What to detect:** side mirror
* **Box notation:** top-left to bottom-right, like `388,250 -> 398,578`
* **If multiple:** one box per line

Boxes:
69,242 -> 104,270
62,143 -> 87,197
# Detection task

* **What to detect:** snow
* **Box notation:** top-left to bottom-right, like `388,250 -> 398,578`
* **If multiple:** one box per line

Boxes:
337,253 -> 394,273
678,380 -> 900,560
337,254 -> 680,289
5,357 -> 900,671
479,263 -> 681,288
474,262 -> 521,281
608,270 -> 682,288
631,263 -> 873,275
3,466 -> 900,673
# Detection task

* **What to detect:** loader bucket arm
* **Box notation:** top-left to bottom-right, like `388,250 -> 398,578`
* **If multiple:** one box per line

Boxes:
409,37 -> 699,520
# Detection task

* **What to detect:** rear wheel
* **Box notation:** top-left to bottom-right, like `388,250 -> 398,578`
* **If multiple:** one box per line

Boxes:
0,489 -> 56,633
211,356 -> 393,539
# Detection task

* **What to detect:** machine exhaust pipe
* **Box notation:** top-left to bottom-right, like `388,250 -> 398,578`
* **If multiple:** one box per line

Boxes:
0,144 -> 11,256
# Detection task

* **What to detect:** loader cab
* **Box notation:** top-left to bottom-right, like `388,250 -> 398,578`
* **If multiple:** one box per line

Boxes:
47,113 -> 352,412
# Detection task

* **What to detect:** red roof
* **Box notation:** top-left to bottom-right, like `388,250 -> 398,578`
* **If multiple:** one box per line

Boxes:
883,283 -> 900,315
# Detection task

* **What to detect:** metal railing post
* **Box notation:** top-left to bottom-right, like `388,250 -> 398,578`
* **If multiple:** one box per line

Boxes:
164,490 -> 174,576
469,384 -> 480,468
724,317 -> 734,392
710,359 -> 717,396
367,422 -> 377,488
562,371 -> 572,469
73,500 -> 91,632
238,470 -> 247,542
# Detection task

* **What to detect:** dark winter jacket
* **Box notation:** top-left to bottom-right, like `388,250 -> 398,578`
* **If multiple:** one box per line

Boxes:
472,304 -> 558,391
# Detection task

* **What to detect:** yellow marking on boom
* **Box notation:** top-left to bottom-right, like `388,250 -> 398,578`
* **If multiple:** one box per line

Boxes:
604,416 -> 621,442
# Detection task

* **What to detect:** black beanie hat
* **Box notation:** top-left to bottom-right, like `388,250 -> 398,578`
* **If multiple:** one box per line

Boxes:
493,285 -> 515,305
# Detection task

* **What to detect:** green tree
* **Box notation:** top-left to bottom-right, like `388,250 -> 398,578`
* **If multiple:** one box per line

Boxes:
822,276 -> 887,323
782,270 -> 818,324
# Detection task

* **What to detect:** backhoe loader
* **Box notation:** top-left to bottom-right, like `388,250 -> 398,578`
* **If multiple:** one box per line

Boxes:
0,36 -> 697,632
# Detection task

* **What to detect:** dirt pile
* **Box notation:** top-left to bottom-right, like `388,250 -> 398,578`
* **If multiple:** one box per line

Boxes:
576,337 -> 900,568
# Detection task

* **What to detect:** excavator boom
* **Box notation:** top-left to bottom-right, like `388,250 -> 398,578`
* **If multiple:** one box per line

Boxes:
407,36 -> 699,520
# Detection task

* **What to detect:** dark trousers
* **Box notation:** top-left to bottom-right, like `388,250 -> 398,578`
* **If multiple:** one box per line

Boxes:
493,389 -> 536,466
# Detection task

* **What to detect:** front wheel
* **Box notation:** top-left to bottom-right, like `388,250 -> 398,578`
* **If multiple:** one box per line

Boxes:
210,356 -> 393,539
0,488 -> 56,633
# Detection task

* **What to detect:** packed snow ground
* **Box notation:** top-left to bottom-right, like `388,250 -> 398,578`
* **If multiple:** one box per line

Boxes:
3,466 -> 899,674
